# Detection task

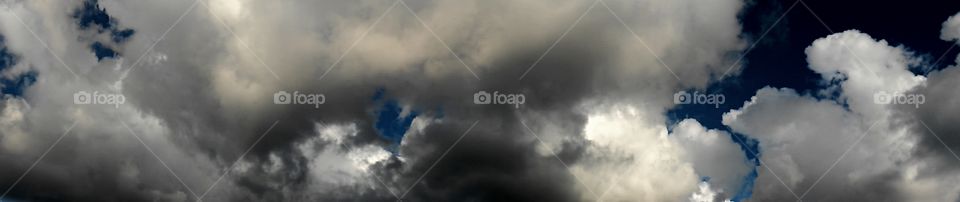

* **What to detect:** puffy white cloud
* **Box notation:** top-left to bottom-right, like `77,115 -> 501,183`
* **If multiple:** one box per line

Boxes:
804,30 -> 925,117
690,181 -> 733,202
577,104 -> 698,201
941,12 -> 960,41
671,119 -> 752,199
724,28 -> 960,201
723,87 -> 914,201
575,104 -> 749,201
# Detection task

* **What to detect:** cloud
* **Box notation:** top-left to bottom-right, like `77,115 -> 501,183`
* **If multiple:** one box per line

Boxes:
723,28 -> 960,201
884,12 -> 960,201
894,12 -> 960,166
671,119 -> 753,200
690,181 -> 732,202
0,0 -> 750,200
941,12 -> 960,41
723,87 -> 907,201
575,105 -> 750,201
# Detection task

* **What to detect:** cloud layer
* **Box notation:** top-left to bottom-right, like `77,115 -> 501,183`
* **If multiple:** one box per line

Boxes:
0,0 -> 959,201
0,0 -> 748,201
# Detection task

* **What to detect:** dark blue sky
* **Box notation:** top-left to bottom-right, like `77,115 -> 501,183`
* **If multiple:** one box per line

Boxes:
372,88 -> 420,155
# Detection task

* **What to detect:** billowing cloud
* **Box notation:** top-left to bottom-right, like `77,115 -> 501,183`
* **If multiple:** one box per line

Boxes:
895,12 -> 960,167
942,12 -> 960,42
724,29 -> 960,201
577,105 -> 751,201
0,0 -> 750,201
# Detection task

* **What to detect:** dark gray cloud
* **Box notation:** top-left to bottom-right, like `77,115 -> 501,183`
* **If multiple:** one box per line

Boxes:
373,119 -> 584,201
894,61 -> 960,167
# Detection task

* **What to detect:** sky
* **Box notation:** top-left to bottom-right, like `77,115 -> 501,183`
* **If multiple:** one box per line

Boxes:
0,0 -> 959,201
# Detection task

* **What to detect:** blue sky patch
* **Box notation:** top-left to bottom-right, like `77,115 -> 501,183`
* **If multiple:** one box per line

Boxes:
1,71 -> 37,97
371,88 -> 419,155
0,35 -> 36,97
0,36 -> 16,70
73,0 -> 114,31
73,0 -> 135,61
111,28 -> 135,43
90,42 -> 118,61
